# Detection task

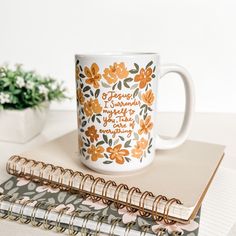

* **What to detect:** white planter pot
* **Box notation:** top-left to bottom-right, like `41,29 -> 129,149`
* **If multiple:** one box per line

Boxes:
0,103 -> 49,143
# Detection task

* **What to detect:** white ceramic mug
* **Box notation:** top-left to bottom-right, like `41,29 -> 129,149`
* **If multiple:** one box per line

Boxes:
75,53 -> 194,174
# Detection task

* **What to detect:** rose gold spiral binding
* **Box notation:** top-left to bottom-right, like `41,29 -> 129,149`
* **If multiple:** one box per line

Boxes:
68,210 -> 80,235
126,187 -> 141,212
152,195 -> 167,222
101,180 -> 117,204
81,213 -> 94,236
19,199 -> 33,224
163,198 -> 182,224
114,184 -> 129,209
8,197 -> 20,221
0,194 -> 11,219
79,174 -> 94,197
139,191 -> 154,217
90,177 -> 105,201
6,156 -> 182,224
43,204 -> 56,230
109,218 -> 121,236
94,215 -> 107,235
31,201 -> 45,227
68,171 -> 84,193
124,222 -> 135,236
140,225 -> 150,236
55,206 -> 70,232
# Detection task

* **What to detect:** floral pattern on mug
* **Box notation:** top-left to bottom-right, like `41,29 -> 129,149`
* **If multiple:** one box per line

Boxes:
103,62 -> 129,84
76,60 -> 156,165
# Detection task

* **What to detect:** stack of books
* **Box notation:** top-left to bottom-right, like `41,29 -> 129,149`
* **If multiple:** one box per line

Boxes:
0,131 -> 224,235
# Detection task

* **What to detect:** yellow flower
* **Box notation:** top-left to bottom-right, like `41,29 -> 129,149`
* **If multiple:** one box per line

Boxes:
75,65 -> 80,80
106,144 -> 129,164
142,89 -> 155,106
103,62 -> 129,84
84,99 -> 93,117
138,115 -> 153,135
85,125 -> 99,142
77,89 -> 85,105
131,138 -> 149,158
84,98 -> 102,117
91,98 -> 102,113
88,145 -> 104,161
84,63 -> 101,88
134,67 -> 152,89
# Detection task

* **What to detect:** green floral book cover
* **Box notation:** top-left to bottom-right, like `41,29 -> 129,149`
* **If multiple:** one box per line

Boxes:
0,177 -> 200,235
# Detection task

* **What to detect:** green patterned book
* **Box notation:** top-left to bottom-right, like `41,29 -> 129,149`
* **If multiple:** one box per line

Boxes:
0,176 -> 200,235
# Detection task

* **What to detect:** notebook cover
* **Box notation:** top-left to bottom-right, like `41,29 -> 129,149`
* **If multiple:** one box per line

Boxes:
18,130 -> 224,223
0,176 -> 201,235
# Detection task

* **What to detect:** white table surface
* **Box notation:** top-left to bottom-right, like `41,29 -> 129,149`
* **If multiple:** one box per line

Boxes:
0,111 -> 236,236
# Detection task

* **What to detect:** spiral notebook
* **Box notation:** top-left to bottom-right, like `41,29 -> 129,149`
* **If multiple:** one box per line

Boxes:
0,176 -> 201,235
6,130 -> 224,224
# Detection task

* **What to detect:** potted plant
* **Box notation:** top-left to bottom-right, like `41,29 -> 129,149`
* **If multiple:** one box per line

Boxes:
0,64 -> 68,143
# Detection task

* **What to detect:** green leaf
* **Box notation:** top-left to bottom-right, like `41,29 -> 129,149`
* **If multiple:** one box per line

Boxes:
96,140 -> 105,146
119,136 -> 125,141
103,134 -> 108,143
125,157 -> 131,162
101,82 -> 111,88
117,81 -> 122,90
129,69 -> 138,74
133,132 -> 139,140
103,160 -> 112,164
83,86 -> 90,92
133,88 -> 139,98
79,73 -> 85,78
81,121 -> 87,127
134,63 -> 139,71
108,139 -> 112,146
112,83 -> 117,90
95,89 -> 100,98
153,66 -> 156,72
124,140 -> 131,148
146,61 -> 153,69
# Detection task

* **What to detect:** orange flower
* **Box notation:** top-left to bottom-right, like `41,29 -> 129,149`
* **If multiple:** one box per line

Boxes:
106,144 -> 129,164
85,125 -> 99,142
84,99 -> 93,117
103,62 -> 129,84
134,67 -> 152,89
131,148 -> 143,159
84,63 -> 101,88
87,145 -> 104,161
84,98 -> 102,117
91,98 -> 102,113
76,65 -> 80,80
131,138 -> 148,158
138,115 -> 153,135
142,89 -> 155,106
78,135 -> 83,149
77,89 -> 85,105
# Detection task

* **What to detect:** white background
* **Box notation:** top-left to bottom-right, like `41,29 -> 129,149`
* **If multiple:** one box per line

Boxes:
0,0 -> 235,112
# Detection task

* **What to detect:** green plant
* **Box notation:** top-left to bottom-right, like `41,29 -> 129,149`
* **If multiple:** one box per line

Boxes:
0,64 -> 68,110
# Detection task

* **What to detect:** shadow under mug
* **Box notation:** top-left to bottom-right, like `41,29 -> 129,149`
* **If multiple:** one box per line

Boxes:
75,53 -> 194,174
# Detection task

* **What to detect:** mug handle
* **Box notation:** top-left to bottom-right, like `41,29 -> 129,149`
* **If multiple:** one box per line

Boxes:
155,64 -> 195,149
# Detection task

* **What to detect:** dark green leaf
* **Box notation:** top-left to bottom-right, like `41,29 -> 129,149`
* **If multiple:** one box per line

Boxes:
83,86 -> 90,92
124,140 -> 131,148
103,134 -> 108,143
119,136 -> 125,141
146,61 -> 153,69
95,89 -> 100,98
112,83 -> 117,90
103,161 -> 113,164
117,81 -> 122,90
129,69 -> 138,74
79,73 -> 85,78
109,139 -> 112,146
90,90 -> 94,96
81,121 -> 87,127
133,88 -> 139,98
92,115 -> 95,122
125,157 -> 131,162
153,66 -> 156,72
96,140 -> 105,146
134,63 -> 139,71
